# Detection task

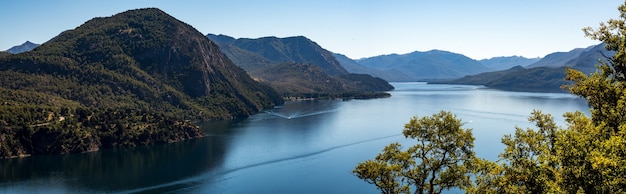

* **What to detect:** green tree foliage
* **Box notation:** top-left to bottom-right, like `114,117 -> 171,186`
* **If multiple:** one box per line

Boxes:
467,111 -> 626,193
574,1 -> 626,131
359,2 -> 626,193
466,111 -> 562,193
466,1 -> 626,193
353,111 -> 475,194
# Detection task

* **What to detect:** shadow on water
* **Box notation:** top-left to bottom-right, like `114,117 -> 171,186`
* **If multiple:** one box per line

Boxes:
0,101 -> 343,193
132,133 -> 403,193
0,119 -> 240,193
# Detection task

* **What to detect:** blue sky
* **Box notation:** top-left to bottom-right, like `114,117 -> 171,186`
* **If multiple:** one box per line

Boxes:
0,0 -> 622,59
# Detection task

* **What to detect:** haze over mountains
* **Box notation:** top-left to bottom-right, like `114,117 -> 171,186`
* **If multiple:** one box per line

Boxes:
331,50 -> 545,82
332,53 -> 416,82
355,50 -> 494,81
437,43 -> 612,92
526,45 -> 596,69
479,56 -> 540,71
325,43 -> 610,93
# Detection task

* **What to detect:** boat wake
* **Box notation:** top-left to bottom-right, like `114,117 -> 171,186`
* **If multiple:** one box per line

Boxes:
265,109 -> 339,120
125,133 -> 402,193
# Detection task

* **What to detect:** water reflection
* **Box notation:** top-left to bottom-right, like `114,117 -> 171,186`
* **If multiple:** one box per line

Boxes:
0,120 -> 237,193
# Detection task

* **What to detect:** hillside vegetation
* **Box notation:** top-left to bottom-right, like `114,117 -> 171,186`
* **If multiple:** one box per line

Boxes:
0,8 -> 283,158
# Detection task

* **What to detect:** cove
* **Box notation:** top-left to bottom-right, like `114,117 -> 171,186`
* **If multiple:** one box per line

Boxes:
0,82 -> 589,193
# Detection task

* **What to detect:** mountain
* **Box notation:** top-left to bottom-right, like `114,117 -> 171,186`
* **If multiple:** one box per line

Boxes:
207,34 -> 393,96
437,44 -> 613,93
566,43 -> 614,74
434,66 -> 569,93
207,34 -> 348,75
479,56 -> 540,71
5,41 -> 40,54
526,46 -> 594,68
333,53 -> 417,81
356,50 -> 493,80
0,8 -> 282,158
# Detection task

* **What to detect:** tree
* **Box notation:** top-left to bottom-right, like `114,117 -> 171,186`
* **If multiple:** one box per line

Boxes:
353,111 -> 475,194
571,1 -> 626,132
467,111 -> 562,193
562,0 -> 626,191
358,2 -> 626,193
467,111 -> 626,193
465,1 -> 626,193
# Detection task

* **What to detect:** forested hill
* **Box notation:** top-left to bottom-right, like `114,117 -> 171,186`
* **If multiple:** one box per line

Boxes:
207,34 -> 393,97
0,8 -> 283,158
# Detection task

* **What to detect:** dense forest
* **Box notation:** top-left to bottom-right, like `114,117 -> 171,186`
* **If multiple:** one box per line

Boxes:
0,8 -> 283,158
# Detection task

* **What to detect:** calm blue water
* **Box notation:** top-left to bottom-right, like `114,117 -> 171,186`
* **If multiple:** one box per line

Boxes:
0,83 -> 589,193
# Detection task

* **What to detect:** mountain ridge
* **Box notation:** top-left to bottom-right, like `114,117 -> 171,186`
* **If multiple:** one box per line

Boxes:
435,43 -> 612,92
5,41 -> 39,54
207,33 -> 349,75
356,49 -> 493,80
479,56 -> 540,70
526,46 -> 595,68
207,34 -> 393,97
333,53 -> 417,82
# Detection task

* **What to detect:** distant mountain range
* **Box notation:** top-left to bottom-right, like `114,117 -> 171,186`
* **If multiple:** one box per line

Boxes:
479,56 -> 540,71
526,46 -> 594,69
5,41 -> 39,54
207,34 -> 393,96
328,43 -> 609,92
332,53 -> 417,82
437,43 -> 612,92
333,51 -> 544,82
355,50 -> 494,80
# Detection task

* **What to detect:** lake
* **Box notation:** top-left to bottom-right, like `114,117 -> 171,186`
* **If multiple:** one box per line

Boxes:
0,82 -> 589,193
